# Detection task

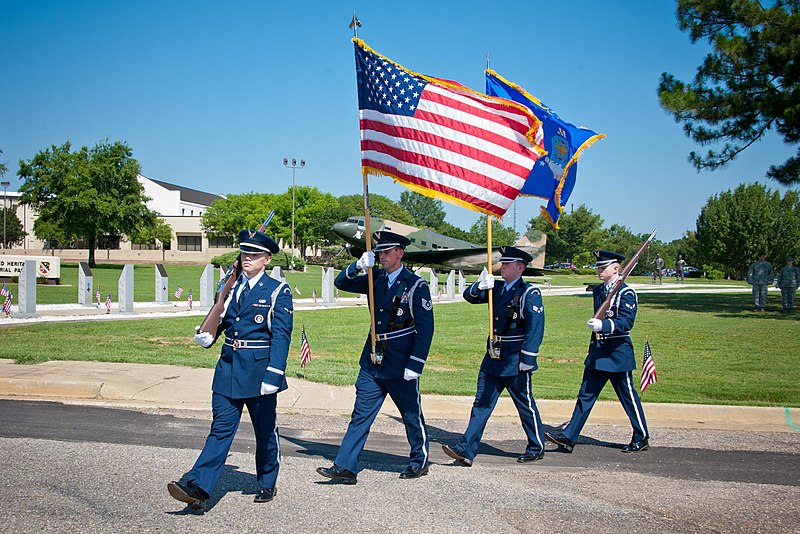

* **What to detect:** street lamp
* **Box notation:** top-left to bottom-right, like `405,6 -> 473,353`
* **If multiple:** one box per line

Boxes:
282,158 -> 305,270
0,181 -> 9,250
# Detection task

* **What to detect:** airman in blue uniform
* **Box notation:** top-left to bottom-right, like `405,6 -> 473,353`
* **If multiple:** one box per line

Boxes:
168,229 -> 293,510
546,249 -> 649,454
442,246 -> 546,466
317,231 -> 435,484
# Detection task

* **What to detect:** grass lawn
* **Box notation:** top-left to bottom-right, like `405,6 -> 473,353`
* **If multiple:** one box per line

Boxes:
2,290 -> 796,407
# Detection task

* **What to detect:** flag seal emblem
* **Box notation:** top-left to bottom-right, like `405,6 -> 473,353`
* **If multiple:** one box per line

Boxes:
396,308 -> 403,317
254,314 -> 264,324
550,134 -> 570,168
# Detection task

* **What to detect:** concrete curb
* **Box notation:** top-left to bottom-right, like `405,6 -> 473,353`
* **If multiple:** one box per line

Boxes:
1,359 -> 797,432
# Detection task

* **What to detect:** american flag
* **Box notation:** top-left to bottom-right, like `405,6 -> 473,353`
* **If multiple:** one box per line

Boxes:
2,291 -> 11,316
640,339 -> 658,393
187,289 -> 193,310
105,292 -> 111,314
95,289 -> 101,307
294,284 -> 301,296
300,325 -> 312,367
355,39 -> 543,218
312,288 -> 317,303
174,286 -> 183,299
0,283 -> 9,297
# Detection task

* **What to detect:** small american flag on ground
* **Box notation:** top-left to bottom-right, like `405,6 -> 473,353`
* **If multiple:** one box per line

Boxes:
300,325 -> 312,367
174,286 -> 183,299
640,338 -> 658,393
3,291 -> 11,316
95,289 -> 101,307
294,284 -> 301,296
0,283 -> 9,297
312,288 -> 317,303
105,292 -> 112,314
187,289 -> 193,310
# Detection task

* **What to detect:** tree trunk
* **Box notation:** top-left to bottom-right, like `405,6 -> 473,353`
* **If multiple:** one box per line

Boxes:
88,235 -> 97,268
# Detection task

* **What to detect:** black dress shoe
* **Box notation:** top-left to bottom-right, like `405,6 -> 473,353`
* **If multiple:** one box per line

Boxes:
544,431 -> 575,453
167,480 -> 207,510
254,487 -> 276,503
622,438 -> 649,453
517,452 -> 545,463
399,464 -> 429,479
316,464 -> 357,484
441,444 -> 473,467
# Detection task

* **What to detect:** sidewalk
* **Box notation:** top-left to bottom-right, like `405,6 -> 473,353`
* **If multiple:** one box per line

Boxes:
1,358 -> 796,432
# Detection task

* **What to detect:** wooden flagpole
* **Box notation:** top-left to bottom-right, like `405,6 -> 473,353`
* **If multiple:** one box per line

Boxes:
486,215 -> 495,343
362,172 -> 379,363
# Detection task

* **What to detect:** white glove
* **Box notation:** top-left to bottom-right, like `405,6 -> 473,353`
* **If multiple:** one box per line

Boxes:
356,251 -> 375,270
403,368 -> 420,381
477,268 -> 495,291
519,362 -> 534,372
193,330 -> 214,348
260,382 -> 280,395
587,318 -> 603,332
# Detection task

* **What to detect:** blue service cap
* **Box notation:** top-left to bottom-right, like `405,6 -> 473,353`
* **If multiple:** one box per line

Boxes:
372,231 -> 411,253
592,249 -> 625,268
238,229 -> 279,254
498,246 -> 533,264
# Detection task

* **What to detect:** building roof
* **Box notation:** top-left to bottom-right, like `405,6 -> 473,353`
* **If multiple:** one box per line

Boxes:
145,177 -> 223,207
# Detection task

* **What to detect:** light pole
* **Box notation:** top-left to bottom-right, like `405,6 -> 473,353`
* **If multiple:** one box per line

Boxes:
0,181 -> 9,250
282,158 -> 304,270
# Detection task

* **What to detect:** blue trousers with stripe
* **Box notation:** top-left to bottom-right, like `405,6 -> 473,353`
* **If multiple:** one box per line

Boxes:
456,369 -> 545,460
335,369 -> 429,473
563,367 -> 649,443
187,392 -> 280,495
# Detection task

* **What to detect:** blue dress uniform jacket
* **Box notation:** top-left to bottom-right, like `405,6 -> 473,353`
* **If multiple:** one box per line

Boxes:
185,272 -> 293,498
213,275 -> 294,397
451,277 -> 546,461
587,282 -> 637,372
331,262 -> 435,473
463,278 -> 544,377
335,263 -> 434,379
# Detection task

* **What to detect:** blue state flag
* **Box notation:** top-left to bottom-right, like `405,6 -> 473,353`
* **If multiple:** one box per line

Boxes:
485,70 -> 604,227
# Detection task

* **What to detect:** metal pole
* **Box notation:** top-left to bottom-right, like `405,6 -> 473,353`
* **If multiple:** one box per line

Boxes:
1,182 -> 9,250
283,159 -> 304,270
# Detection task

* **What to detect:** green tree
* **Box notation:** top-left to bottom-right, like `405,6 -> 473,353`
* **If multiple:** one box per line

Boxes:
0,148 -> 7,178
18,140 -> 161,267
658,0 -> 800,185
528,204 -> 604,263
399,190 -> 446,229
201,192 -> 277,240
695,182 -> 798,278
467,215 -> 519,246
336,194 -> 416,225
1,207 -> 25,248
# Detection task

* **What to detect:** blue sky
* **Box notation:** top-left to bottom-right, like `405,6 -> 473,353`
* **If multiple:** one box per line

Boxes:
1,0 -> 793,242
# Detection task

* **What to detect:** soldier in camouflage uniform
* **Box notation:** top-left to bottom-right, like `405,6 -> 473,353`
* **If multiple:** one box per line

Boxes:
650,254 -> 664,284
747,253 -> 774,311
675,255 -> 687,284
776,256 -> 799,312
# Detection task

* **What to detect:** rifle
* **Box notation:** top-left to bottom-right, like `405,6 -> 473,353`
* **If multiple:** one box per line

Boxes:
593,228 -> 658,320
198,211 -> 275,337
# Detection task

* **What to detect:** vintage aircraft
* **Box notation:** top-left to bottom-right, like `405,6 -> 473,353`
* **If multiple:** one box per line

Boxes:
332,216 -> 550,276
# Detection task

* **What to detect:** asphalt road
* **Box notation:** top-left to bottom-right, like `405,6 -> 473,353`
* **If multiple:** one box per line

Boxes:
1,400 -> 799,533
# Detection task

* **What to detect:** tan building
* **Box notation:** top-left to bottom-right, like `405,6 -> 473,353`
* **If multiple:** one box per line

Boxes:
0,175 -> 237,264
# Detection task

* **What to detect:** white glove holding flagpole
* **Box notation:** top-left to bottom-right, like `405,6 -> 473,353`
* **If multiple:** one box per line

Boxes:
356,251 -> 375,271
477,268 -> 495,291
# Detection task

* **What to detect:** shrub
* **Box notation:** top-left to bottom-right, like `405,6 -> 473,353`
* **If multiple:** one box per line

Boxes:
702,264 -> 724,280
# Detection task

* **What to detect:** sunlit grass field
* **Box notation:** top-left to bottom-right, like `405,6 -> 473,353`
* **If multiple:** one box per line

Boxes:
2,285 -> 796,407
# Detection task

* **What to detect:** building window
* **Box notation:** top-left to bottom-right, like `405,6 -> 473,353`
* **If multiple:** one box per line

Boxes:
410,237 -> 416,243
181,209 -> 185,215
178,235 -> 202,251
97,235 -> 121,250
131,240 -> 158,250
208,236 -> 234,248
421,240 -> 427,246
163,240 -> 171,251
